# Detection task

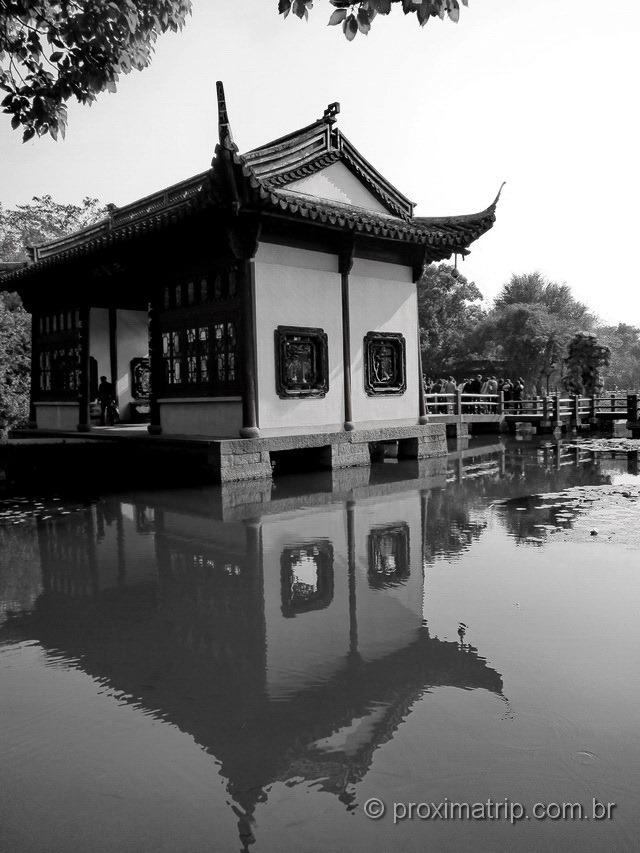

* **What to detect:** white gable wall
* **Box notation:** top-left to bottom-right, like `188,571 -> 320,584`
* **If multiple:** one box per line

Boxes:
285,162 -> 390,214
254,244 -> 419,433
254,243 -> 344,432
349,259 -> 419,426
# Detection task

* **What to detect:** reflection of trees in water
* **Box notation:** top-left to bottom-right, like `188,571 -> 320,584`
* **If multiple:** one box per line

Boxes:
493,454 -> 610,544
424,486 -> 487,564
0,520 -> 41,624
424,443 -> 613,558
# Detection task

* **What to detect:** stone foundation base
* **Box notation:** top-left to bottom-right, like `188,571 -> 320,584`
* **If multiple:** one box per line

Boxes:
321,442 -> 371,470
215,423 -> 448,482
218,448 -> 272,482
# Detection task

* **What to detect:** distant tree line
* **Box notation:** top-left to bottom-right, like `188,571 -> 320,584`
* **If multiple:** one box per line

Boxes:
418,266 -> 636,397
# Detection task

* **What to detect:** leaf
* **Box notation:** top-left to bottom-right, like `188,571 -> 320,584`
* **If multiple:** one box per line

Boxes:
292,0 -> 307,18
357,8 -> 371,33
447,0 -> 460,23
330,0 -> 351,6
417,3 -> 432,25
50,52 -> 63,63
328,8 -> 347,24
278,0 -> 292,13
22,126 -> 35,143
344,13 -> 358,39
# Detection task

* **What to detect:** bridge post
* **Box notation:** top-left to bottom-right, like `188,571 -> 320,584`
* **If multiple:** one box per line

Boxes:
571,394 -> 580,430
540,395 -> 551,431
627,393 -> 640,437
456,388 -> 462,417
497,390 -> 504,416
590,393 -> 598,429
553,393 -> 562,430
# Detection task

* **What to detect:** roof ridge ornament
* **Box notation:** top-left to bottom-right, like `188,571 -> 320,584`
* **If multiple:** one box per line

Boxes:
216,80 -> 237,152
322,102 -> 340,124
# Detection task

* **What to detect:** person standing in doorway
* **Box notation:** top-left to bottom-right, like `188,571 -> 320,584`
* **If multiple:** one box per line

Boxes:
97,376 -> 115,426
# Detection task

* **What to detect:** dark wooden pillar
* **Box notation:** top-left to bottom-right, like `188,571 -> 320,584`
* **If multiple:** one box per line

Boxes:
77,305 -> 91,432
413,255 -> 428,425
339,243 -> 355,432
108,307 -> 118,404
147,296 -> 163,435
239,258 -> 260,438
28,310 -> 39,429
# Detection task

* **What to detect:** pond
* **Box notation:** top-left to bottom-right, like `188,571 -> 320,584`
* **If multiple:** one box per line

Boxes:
1,437 -> 639,852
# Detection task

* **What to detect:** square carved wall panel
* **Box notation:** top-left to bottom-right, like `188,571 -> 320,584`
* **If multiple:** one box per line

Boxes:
364,331 -> 406,396
275,326 -> 329,399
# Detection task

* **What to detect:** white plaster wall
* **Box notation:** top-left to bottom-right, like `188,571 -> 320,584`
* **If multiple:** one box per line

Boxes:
349,258 -> 419,425
90,307 -> 110,393
286,162 -> 390,214
116,309 -> 148,420
35,403 -> 78,431
261,504 -> 350,701
255,243 -> 343,432
353,491 -> 425,662
159,400 -> 242,437
261,492 -> 424,699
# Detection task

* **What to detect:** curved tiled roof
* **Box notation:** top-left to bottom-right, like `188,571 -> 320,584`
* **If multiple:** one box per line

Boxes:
1,84 -> 501,285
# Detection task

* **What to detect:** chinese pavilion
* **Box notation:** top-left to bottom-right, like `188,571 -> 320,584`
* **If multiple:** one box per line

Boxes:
1,82 -> 500,480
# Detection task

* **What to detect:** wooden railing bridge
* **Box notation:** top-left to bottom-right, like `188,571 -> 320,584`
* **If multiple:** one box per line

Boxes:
424,391 -> 640,436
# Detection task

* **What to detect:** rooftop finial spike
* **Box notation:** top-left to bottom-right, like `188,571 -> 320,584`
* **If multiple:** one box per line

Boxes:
492,181 -> 507,206
216,80 -> 236,151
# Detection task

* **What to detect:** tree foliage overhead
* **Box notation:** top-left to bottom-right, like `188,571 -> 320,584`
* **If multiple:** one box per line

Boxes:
278,0 -> 468,41
0,0 -> 192,140
0,194 -> 106,261
417,262 -> 484,378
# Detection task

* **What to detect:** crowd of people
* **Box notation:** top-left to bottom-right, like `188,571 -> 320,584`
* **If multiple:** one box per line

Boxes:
423,374 -> 528,413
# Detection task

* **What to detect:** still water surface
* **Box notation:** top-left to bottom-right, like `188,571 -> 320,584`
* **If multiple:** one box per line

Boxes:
1,438 -> 639,852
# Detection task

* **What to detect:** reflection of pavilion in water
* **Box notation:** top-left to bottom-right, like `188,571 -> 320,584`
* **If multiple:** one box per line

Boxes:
6,474 -> 504,851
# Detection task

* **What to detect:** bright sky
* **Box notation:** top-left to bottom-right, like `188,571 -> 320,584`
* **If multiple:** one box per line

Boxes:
1,0 -> 639,323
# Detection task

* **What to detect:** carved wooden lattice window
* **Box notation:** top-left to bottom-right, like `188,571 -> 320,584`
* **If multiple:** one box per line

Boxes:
213,321 -> 237,385
37,310 -> 81,399
161,322 -> 237,393
275,326 -> 329,399
364,331 -> 406,396
280,541 -> 334,617
162,331 -> 182,385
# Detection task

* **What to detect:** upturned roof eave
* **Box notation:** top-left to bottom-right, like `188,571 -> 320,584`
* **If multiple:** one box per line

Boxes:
0,86 -> 501,285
